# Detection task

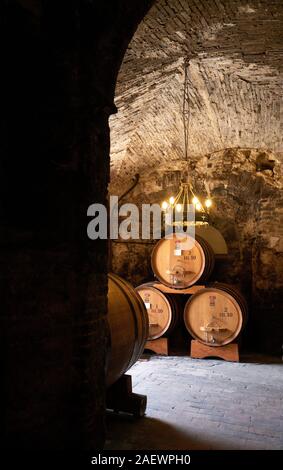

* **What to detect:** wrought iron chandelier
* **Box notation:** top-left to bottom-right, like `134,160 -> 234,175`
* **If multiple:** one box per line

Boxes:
161,58 -> 212,226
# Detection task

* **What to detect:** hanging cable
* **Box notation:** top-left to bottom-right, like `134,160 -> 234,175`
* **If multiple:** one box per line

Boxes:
182,57 -> 191,162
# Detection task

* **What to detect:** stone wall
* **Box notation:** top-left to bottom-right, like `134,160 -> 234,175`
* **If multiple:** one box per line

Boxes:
110,148 -> 283,355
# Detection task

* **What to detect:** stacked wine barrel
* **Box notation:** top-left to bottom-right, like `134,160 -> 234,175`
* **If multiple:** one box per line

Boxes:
107,273 -> 148,386
136,233 -> 248,349
136,282 -> 182,341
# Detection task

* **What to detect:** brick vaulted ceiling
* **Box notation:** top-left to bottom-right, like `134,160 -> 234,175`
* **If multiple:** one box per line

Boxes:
110,0 -> 283,187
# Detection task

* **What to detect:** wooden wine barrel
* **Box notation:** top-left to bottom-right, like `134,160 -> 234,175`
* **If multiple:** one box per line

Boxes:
183,283 -> 248,346
135,282 -> 181,340
151,233 -> 215,289
210,283 -> 249,329
107,273 -> 149,387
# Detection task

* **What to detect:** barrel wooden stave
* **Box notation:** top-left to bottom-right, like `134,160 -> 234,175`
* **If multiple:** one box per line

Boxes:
151,233 -> 215,289
107,273 -> 148,387
136,282 -> 181,340
184,284 -> 248,346
198,236 -> 215,284
209,282 -> 248,328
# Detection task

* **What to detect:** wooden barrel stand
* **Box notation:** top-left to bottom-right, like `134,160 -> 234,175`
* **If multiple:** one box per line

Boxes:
190,340 -> 239,362
106,374 -> 147,417
144,337 -> 169,355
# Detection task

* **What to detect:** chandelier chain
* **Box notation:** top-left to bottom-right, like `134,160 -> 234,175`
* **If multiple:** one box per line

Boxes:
160,56 -> 211,226
182,58 -> 191,162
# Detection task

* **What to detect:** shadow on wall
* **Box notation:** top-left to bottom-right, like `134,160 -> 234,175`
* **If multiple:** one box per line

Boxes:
110,148 -> 283,355
1,0 -> 155,451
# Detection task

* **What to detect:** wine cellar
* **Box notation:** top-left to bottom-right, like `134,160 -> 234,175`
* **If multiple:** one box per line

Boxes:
2,0 -> 283,456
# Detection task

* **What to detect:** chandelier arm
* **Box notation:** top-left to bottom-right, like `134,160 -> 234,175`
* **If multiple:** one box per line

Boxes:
190,185 -> 197,199
184,184 -> 189,206
174,187 -> 183,206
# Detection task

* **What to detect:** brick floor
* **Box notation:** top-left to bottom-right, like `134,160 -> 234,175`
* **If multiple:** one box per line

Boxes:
106,356 -> 283,450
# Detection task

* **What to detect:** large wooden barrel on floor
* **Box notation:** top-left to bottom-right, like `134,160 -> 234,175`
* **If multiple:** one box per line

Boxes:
107,273 -> 149,387
183,283 -> 248,346
135,282 -> 181,340
151,233 -> 215,289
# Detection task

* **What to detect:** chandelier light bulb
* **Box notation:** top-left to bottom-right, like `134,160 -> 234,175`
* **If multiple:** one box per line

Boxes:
205,198 -> 212,208
195,202 -> 202,211
192,196 -> 199,205
161,201 -> 168,210
176,203 -> 182,212
169,196 -> 175,205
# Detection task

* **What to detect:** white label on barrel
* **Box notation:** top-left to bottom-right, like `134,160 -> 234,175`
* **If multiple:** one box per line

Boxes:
145,302 -> 151,309
174,241 -> 182,256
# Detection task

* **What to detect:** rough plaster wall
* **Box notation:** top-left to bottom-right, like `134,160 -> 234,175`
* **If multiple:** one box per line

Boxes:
110,148 -> 283,354
110,0 -> 283,190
